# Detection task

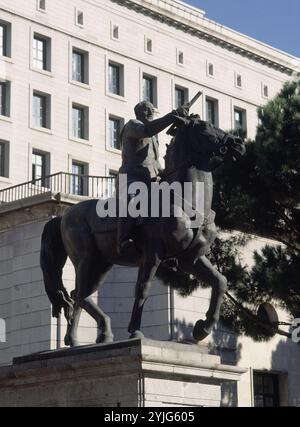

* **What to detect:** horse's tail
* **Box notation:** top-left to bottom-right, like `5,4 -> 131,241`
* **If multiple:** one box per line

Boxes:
40,217 -> 74,324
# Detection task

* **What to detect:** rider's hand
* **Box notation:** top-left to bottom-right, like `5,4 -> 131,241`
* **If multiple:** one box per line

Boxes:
174,106 -> 189,117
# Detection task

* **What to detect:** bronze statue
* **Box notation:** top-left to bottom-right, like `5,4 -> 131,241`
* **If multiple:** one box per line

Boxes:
117,101 -> 188,255
40,106 -> 245,347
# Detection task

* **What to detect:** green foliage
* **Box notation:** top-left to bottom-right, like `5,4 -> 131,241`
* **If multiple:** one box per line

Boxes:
214,79 -> 300,252
157,79 -> 300,341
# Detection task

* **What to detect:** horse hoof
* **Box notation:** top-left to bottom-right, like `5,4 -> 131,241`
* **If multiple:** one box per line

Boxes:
96,334 -> 114,344
193,320 -> 210,341
129,331 -> 144,340
64,335 -> 80,347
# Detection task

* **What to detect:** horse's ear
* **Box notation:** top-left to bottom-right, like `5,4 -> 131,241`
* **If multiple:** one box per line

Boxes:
175,116 -> 190,126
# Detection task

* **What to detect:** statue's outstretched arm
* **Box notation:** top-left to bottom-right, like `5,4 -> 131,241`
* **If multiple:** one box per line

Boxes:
144,113 -> 177,137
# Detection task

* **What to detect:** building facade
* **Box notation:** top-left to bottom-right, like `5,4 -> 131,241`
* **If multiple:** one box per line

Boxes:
0,0 -> 300,407
0,0 -> 298,190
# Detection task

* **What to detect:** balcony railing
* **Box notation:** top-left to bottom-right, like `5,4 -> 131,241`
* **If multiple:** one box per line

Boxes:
0,172 -> 117,204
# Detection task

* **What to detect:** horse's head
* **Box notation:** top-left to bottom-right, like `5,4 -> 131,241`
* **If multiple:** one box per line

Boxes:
182,117 -> 246,164
164,117 -> 246,175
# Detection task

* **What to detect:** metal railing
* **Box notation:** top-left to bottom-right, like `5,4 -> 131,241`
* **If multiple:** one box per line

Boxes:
0,172 -> 117,204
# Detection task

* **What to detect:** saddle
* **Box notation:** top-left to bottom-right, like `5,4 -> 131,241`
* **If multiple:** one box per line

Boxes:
90,203 -> 215,235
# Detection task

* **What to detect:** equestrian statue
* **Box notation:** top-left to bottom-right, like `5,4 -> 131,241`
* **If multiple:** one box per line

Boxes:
40,93 -> 245,346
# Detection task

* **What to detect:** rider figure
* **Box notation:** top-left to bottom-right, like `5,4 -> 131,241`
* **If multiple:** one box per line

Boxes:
117,101 -> 188,255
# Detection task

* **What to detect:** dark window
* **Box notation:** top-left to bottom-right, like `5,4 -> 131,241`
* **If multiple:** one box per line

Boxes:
234,107 -> 247,134
72,105 -> 88,140
76,10 -> 84,26
208,63 -> 214,76
108,170 -> 117,198
109,116 -> 122,150
33,92 -> 49,128
72,162 -> 85,195
32,151 -> 46,186
37,0 -> 46,11
146,38 -> 152,53
206,98 -> 218,126
254,372 -> 279,407
143,75 -> 154,104
33,34 -> 50,71
263,85 -> 269,98
236,74 -> 242,88
175,86 -> 186,108
0,142 -> 6,177
72,50 -> 85,83
109,63 -> 121,95
177,51 -> 184,65
0,82 -> 7,116
112,25 -> 119,40
0,23 -> 7,57
73,106 -> 84,139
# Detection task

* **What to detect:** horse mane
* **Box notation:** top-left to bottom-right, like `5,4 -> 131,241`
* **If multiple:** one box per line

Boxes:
163,116 -> 232,177
164,121 -> 190,175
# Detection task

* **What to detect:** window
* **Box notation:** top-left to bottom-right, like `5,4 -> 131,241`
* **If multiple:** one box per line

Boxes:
33,91 -> 50,129
143,74 -> 157,107
72,161 -> 87,196
0,142 -> 5,177
175,86 -> 188,108
72,104 -> 89,140
108,170 -> 117,198
0,21 -> 11,57
72,48 -> 89,84
75,9 -> 84,27
263,84 -> 269,98
254,372 -> 279,407
33,34 -> 51,71
236,73 -> 242,88
145,37 -> 152,53
0,24 -> 5,56
32,150 -> 47,186
0,140 -> 9,178
108,62 -> 124,96
109,116 -> 123,150
206,97 -> 219,127
207,62 -> 214,77
111,24 -> 119,40
177,50 -> 184,65
37,0 -> 46,11
234,107 -> 247,135
0,81 -> 10,117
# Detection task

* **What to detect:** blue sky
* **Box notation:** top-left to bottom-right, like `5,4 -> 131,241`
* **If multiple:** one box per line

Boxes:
184,0 -> 300,57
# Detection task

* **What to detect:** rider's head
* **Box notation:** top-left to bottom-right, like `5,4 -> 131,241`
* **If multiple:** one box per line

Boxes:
134,101 -> 155,123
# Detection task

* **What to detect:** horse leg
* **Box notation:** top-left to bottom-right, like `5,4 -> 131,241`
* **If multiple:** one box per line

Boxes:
75,259 -> 114,344
180,255 -> 227,341
128,256 -> 160,340
64,300 -> 82,347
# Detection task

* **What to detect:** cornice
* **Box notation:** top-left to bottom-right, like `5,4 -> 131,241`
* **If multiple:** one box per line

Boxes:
110,0 -> 299,76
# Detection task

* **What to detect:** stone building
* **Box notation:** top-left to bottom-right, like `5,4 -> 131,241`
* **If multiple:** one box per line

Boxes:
0,0 -> 300,406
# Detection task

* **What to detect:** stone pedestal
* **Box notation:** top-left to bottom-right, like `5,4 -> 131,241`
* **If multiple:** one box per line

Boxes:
0,339 -> 246,407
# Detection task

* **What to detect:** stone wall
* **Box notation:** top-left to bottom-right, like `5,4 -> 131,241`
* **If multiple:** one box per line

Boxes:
0,339 -> 246,407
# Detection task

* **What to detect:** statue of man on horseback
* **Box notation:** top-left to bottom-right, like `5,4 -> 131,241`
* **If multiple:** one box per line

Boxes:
40,94 -> 246,347
117,100 -> 189,255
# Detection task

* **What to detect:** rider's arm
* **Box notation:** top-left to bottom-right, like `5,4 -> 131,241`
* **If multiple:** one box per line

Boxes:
127,106 -> 189,139
126,114 -> 174,139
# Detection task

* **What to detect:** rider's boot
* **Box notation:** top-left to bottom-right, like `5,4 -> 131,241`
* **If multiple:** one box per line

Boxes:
117,217 -> 136,256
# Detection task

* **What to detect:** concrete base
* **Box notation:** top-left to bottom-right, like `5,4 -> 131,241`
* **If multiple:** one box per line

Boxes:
0,339 -> 246,407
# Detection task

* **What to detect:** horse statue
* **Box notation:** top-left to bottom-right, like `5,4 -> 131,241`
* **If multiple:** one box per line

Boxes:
40,117 -> 245,346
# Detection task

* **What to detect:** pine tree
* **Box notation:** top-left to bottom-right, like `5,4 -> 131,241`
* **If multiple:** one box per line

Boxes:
157,78 -> 300,341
